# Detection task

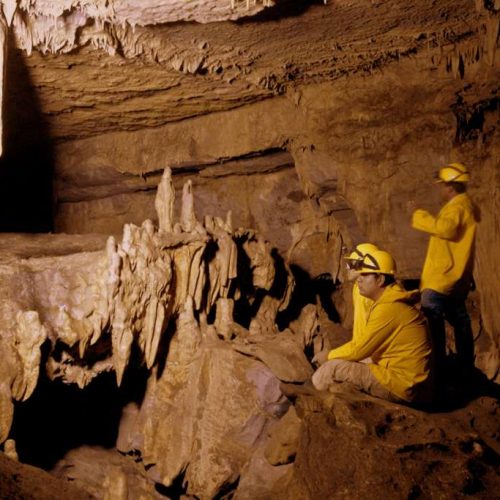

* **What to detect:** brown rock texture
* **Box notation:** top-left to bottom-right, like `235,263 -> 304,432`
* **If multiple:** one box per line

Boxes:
20,0 -> 495,378
0,452 -> 92,499
273,389 -> 500,499
0,0 -> 498,498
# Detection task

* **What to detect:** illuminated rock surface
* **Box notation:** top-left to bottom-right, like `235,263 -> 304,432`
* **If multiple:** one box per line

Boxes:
0,0 -> 499,497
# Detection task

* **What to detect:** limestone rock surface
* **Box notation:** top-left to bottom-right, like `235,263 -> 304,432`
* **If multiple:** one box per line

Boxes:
0,0 -> 498,497
273,389 -> 500,499
0,452 -> 92,499
0,174 -> 316,499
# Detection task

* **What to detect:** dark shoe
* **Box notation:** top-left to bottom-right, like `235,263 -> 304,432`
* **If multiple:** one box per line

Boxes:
280,380 -> 318,398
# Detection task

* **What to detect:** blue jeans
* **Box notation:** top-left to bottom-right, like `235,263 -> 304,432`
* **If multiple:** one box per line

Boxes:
421,289 -> 474,381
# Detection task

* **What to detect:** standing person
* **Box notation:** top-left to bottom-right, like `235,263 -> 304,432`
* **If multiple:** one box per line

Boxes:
411,162 -> 477,386
312,250 -> 432,404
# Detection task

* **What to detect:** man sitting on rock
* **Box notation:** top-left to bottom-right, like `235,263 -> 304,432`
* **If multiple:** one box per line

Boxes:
343,242 -> 379,347
312,250 -> 432,404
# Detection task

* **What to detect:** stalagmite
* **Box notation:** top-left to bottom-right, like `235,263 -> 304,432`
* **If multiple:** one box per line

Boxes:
177,295 -> 202,354
180,179 -> 197,233
155,167 -> 175,233
214,297 -> 235,340
3,438 -> 18,462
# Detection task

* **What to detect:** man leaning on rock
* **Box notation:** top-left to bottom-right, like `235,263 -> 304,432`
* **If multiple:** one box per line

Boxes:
312,249 -> 433,405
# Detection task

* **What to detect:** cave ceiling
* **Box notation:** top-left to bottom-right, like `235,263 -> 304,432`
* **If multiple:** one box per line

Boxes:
9,0 -> 498,142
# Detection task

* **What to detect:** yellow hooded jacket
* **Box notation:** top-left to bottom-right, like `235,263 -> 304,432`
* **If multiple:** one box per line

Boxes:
412,193 -> 476,295
328,284 -> 431,402
352,282 -> 372,343
352,281 -> 412,342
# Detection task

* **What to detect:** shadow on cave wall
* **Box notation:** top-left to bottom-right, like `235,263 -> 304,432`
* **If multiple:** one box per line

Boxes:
236,0 -> 324,24
276,263 -> 341,329
11,343 -> 149,471
0,34 -> 54,232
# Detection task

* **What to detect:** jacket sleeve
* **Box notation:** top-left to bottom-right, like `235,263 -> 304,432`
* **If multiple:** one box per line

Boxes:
327,304 -> 394,361
412,206 -> 461,240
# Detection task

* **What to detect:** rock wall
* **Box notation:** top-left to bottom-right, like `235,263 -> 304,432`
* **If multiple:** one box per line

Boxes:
2,3 -> 498,379
0,1 -> 499,497
0,176 -> 319,498
52,55 -> 500,379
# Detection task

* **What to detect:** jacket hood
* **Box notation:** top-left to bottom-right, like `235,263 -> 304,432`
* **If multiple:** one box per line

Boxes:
448,192 -> 472,210
377,283 -> 420,305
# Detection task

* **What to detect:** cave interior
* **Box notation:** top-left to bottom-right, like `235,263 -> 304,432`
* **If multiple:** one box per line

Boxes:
0,0 -> 499,498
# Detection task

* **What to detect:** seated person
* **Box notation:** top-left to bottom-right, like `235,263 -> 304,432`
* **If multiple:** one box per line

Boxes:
312,250 -> 432,404
344,242 -> 379,345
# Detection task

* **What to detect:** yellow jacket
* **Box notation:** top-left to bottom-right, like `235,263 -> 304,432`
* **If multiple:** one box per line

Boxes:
352,281 -> 412,342
328,284 -> 431,402
352,283 -> 372,343
412,193 -> 476,295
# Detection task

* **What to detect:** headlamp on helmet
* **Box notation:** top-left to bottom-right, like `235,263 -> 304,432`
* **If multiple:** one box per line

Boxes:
344,243 -> 379,270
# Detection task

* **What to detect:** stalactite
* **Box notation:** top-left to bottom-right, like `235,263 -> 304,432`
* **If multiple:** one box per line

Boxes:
0,381 -> 13,443
11,311 -> 47,402
484,11 -> 500,66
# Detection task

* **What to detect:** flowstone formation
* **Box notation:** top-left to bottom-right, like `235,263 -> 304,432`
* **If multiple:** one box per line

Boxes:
0,167 -> 315,497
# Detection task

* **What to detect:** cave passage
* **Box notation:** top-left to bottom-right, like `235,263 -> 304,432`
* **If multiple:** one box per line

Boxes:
11,358 -> 148,471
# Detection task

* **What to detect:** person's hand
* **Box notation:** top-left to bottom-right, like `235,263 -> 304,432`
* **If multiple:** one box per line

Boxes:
347,269 -> 360,282
312,350 -> 329,366
406,200 -> 417,215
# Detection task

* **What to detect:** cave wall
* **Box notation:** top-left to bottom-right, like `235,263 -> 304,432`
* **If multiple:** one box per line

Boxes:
0,2 -> 499,496
2,1 -> 499,378
51,53 -> 499,377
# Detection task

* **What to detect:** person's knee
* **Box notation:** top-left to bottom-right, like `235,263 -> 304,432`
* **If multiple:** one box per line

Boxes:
311,369 -> 323,390
312,359 -> 342,391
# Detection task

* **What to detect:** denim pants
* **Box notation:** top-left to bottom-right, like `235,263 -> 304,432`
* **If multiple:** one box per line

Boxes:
421,288 -> 474,379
